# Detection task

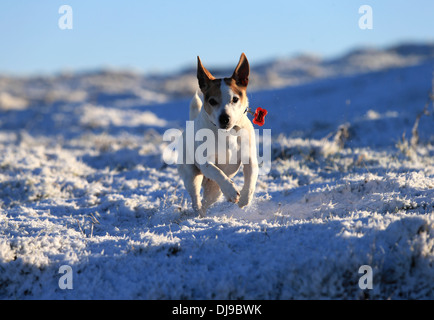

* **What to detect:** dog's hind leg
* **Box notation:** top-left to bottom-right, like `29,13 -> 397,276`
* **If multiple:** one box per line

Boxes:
201,178 -> 222,214
179,164 -> 204,216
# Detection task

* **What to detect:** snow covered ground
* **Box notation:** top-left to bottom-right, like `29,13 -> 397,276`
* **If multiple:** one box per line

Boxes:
1,47 -> 434,299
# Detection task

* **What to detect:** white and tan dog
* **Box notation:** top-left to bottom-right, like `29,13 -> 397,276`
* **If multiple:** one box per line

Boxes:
178,53 -> 258,217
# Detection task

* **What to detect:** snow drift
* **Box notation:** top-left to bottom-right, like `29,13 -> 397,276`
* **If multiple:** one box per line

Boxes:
1,44 -> 434,299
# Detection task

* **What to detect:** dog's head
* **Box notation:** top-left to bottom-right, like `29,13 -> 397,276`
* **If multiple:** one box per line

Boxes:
197,53 -> 250,130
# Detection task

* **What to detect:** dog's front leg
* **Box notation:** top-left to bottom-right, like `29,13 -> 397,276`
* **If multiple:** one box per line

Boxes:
199,162 -> 240,203
238,160 -> 259,208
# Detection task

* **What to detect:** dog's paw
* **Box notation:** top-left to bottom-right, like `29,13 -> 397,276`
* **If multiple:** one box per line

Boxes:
237,188 -> 255,209
198,208 -> 207,218
237,193 -> 252,208
237,196 -> 249,208
222,181 -> 240,204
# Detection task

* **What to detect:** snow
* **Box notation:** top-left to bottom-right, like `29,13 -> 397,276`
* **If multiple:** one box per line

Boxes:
1,46 -> 434,299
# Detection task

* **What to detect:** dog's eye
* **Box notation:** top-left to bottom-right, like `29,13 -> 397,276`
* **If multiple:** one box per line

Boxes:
209,98 -> 218,106
232,97 -> 239,104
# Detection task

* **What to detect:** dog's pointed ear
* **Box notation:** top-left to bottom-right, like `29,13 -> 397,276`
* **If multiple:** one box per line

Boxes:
231,53 -> 249,87
197,56 -> 215,91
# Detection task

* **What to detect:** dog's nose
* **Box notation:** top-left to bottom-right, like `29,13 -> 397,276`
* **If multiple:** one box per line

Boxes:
219,113 -> 230,128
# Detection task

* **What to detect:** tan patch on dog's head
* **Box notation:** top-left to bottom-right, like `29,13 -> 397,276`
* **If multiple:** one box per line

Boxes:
224,78 -> 248,105
197,53 -> 250,116
202,79 -> 222,115
231,53 -> 250,88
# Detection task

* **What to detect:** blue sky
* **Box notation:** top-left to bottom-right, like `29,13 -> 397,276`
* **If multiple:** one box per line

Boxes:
0,0 -> 433,75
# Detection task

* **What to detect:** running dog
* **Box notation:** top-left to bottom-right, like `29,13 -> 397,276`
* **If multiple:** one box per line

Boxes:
178,53 -> 258,217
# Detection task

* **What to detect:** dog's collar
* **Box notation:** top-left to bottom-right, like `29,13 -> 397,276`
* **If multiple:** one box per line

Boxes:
244,107 -> 254,115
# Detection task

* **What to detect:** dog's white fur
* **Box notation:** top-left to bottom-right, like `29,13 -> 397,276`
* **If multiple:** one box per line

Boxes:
178,53 -> 258,217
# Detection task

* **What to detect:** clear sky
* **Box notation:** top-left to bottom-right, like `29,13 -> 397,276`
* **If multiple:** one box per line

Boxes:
0,0 -> 433,75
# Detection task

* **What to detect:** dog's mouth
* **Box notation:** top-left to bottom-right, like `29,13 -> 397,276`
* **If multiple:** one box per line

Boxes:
208,118 -> 233,131
219,122 -> 238,131
219,124 -> 231,130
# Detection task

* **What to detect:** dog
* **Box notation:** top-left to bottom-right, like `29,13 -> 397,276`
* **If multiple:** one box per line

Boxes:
177,53 -> 259,217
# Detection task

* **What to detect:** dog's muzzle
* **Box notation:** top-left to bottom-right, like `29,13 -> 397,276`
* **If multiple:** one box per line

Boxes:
219,113 -> 230,129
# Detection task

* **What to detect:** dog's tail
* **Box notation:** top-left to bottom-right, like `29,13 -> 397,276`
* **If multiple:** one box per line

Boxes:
189,91 -> 202,120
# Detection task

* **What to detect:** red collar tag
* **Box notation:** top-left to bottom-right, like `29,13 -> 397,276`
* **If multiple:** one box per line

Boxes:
245,107 -> 268,126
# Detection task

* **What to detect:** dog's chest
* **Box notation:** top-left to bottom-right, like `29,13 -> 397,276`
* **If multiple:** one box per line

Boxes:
216,133 -> 241,164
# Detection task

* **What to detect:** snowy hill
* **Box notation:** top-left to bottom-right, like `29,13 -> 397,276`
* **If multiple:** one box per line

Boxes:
1,43 -> 434,106
0,43 -> 434,299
